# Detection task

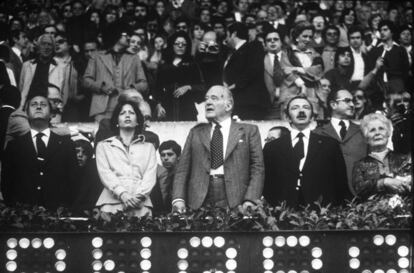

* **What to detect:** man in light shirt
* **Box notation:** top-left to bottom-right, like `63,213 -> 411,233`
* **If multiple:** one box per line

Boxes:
348,26 -> 368,85
263,96 -> 350,207
172,85 -> 264,212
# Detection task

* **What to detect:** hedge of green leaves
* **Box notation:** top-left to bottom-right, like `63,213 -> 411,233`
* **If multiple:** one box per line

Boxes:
0,194 -> 411,232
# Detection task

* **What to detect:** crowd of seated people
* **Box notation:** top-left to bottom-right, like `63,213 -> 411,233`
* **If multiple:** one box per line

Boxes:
0,0 -> 412,216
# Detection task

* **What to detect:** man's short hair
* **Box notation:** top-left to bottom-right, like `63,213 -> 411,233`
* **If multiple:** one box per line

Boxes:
159,140 -> 182,156
378,20 -> 396,35
263,28 -> 283,42
347,25 -> 363,39
322,24 -> 340,39
25,94 -> 52,114
9,29 -> 26,45
227,22 -> 249,40
284,95 -> 314,118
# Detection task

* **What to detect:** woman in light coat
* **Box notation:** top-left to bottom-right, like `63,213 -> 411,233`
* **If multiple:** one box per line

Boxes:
95,100 -> 157,216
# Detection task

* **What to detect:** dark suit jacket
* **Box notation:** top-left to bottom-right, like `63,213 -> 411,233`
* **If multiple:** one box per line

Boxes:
223,41 -> 270,119
263,132 -> 351,207
313,122 -> 367,195
172,121 -> 264,209
9,49 -> 23,83
0,106 -> 15,160
1,132 -> 79,209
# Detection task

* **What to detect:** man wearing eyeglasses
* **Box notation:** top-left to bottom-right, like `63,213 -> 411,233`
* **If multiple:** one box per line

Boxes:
263,29 -> 285,119
83,22 -> 148,122
314,89 -> 367,196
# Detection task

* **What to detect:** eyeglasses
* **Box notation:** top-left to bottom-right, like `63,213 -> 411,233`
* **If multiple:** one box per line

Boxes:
176,25 -> 187,30
354,95 -> 365,100
174,42 -> 187,47
326,32 -> 338,36
266,37 -> 280,42
336,98 -> 354,104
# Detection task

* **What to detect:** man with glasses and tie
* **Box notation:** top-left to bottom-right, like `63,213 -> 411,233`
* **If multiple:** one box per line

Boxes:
1,94 -> 78,209
314,89 -> 367,196
263,95 -> 350,208
172,85 -> 264,213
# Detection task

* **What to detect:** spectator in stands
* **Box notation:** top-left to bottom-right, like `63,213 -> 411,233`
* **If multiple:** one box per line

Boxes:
154,31 -> 205,121
385,92 -> 412,155
366,14 -> 382,52
368,20 -> 410,94
264,125 -> 289,143
314,89 -> 367,195
311,14 -> 327,53
353,89 -> 373,121
321,25 -> 340,72
172,85 -> 264,212
151,140 -> 182,214
9,29 -> 29,82
19,34 -> 64,109
337,8 -> 357,47
223,22 -> 269,120
352,113 -> 412,199
263,96 -> 351,207
398,24 -> 413,88
263,28 -> 284,119
191,21 -> 207,56
0,45 -> 16,87
280,22 -> 324,119
53,32 -> 82,121
72,138 -> 102,212
83,22 -> 148,121
95,100 -> 157,216
324,46 -> 355,92
348,26 -> 369,85
1,94 -> 78,209
147,34 -> 166,72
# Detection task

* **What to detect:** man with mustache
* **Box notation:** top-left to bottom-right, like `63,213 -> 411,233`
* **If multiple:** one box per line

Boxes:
263,96 -> 351,207
172,85 -> 264,213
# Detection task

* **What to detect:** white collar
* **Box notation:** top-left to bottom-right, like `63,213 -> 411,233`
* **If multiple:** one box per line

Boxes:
235,40 -> 246,50
213,116 -> 232,129
30,128 -> 51,138
290,127 -> 311,141
377,41 -> 399,49
351,46 -> 362,54
12,46 -> 22,56
331,117 -> 350,128
1,105 -> 16,110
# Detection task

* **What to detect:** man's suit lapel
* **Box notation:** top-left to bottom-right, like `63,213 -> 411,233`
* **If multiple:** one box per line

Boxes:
101,53 -> 115,76
200,123 -> 212,153
121,54 -> 134,75
279,133 -> 298,173
224,122 -> 243,161
23,132 -> 37,160
45,132 -> 62,159
303,133 -> 322,170
324,123 -> 341,142
343,122 -> 359,142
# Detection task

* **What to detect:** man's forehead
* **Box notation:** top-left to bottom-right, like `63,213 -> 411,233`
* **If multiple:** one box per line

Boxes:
161,149 -> 176,155
337,90 -> 352,98
289,98 -> 311,107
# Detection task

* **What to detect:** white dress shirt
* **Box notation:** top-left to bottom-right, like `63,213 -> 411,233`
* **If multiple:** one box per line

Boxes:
290,127 -> 311,172
331,117 -> 349,139
267,51 -> 282,68
210,117 -> 232,175
351,47 -> 365,81
12,46 -> 23,63
30,128 -> 51,153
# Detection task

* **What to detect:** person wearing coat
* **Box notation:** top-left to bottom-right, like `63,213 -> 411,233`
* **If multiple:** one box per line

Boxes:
95,100 -> 157,217
83,22 -> 148,121
279,22 -> 324,119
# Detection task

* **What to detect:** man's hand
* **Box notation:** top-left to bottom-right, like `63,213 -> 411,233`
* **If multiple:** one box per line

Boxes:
384,178 -> 408,194
173,85 -> 191,98
172,200 -> 186,214
156,103 -> 166,119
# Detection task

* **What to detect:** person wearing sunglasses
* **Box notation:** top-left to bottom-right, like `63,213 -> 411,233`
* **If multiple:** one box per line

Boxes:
352,89 -> 372,121
314,89 -> 367,196
321,25 -> 340,72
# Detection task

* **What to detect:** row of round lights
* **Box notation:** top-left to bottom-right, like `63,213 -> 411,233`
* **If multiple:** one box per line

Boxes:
262,236 -> 322,271
91,237 -> 152,272
6,237 -> 66,272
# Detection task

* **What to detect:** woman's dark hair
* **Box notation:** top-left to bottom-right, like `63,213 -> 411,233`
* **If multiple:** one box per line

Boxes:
339,8 -> 356,26
110,100 -> 144,135
163,31 -> 192,64
368,14 -> 382,30
378,20 -> 397,35
334,46 -> 354,76
291,22 -> 315,44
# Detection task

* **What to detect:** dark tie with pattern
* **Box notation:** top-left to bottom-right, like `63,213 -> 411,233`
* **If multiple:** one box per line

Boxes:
273,54 -> 284,87
36,133 -> 47,159
339,120 -> 347,140
210,123 -> 224,169
293,132 -> 304,164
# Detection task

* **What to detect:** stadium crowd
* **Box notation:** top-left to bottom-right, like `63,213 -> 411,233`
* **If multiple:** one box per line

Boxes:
0,0 -> 412,216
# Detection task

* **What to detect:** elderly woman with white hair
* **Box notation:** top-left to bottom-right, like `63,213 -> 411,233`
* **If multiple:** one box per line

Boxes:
352,113 -> 412,199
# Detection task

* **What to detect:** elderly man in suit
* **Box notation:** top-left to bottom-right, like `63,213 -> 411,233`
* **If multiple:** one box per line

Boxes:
223,22 -> 269,120
314,89 -> 367,195
263,96 -> 351,207
172,85 -> 264,212
83,22 -> 148,122
1,94 -> 78,209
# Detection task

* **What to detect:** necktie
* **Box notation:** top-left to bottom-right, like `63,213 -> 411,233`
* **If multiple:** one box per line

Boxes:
293,132 -> 304,163
273,54 -> 284,87
36,133 -> 47,159
210,123 -> 223,169
339,120 -> 347,140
